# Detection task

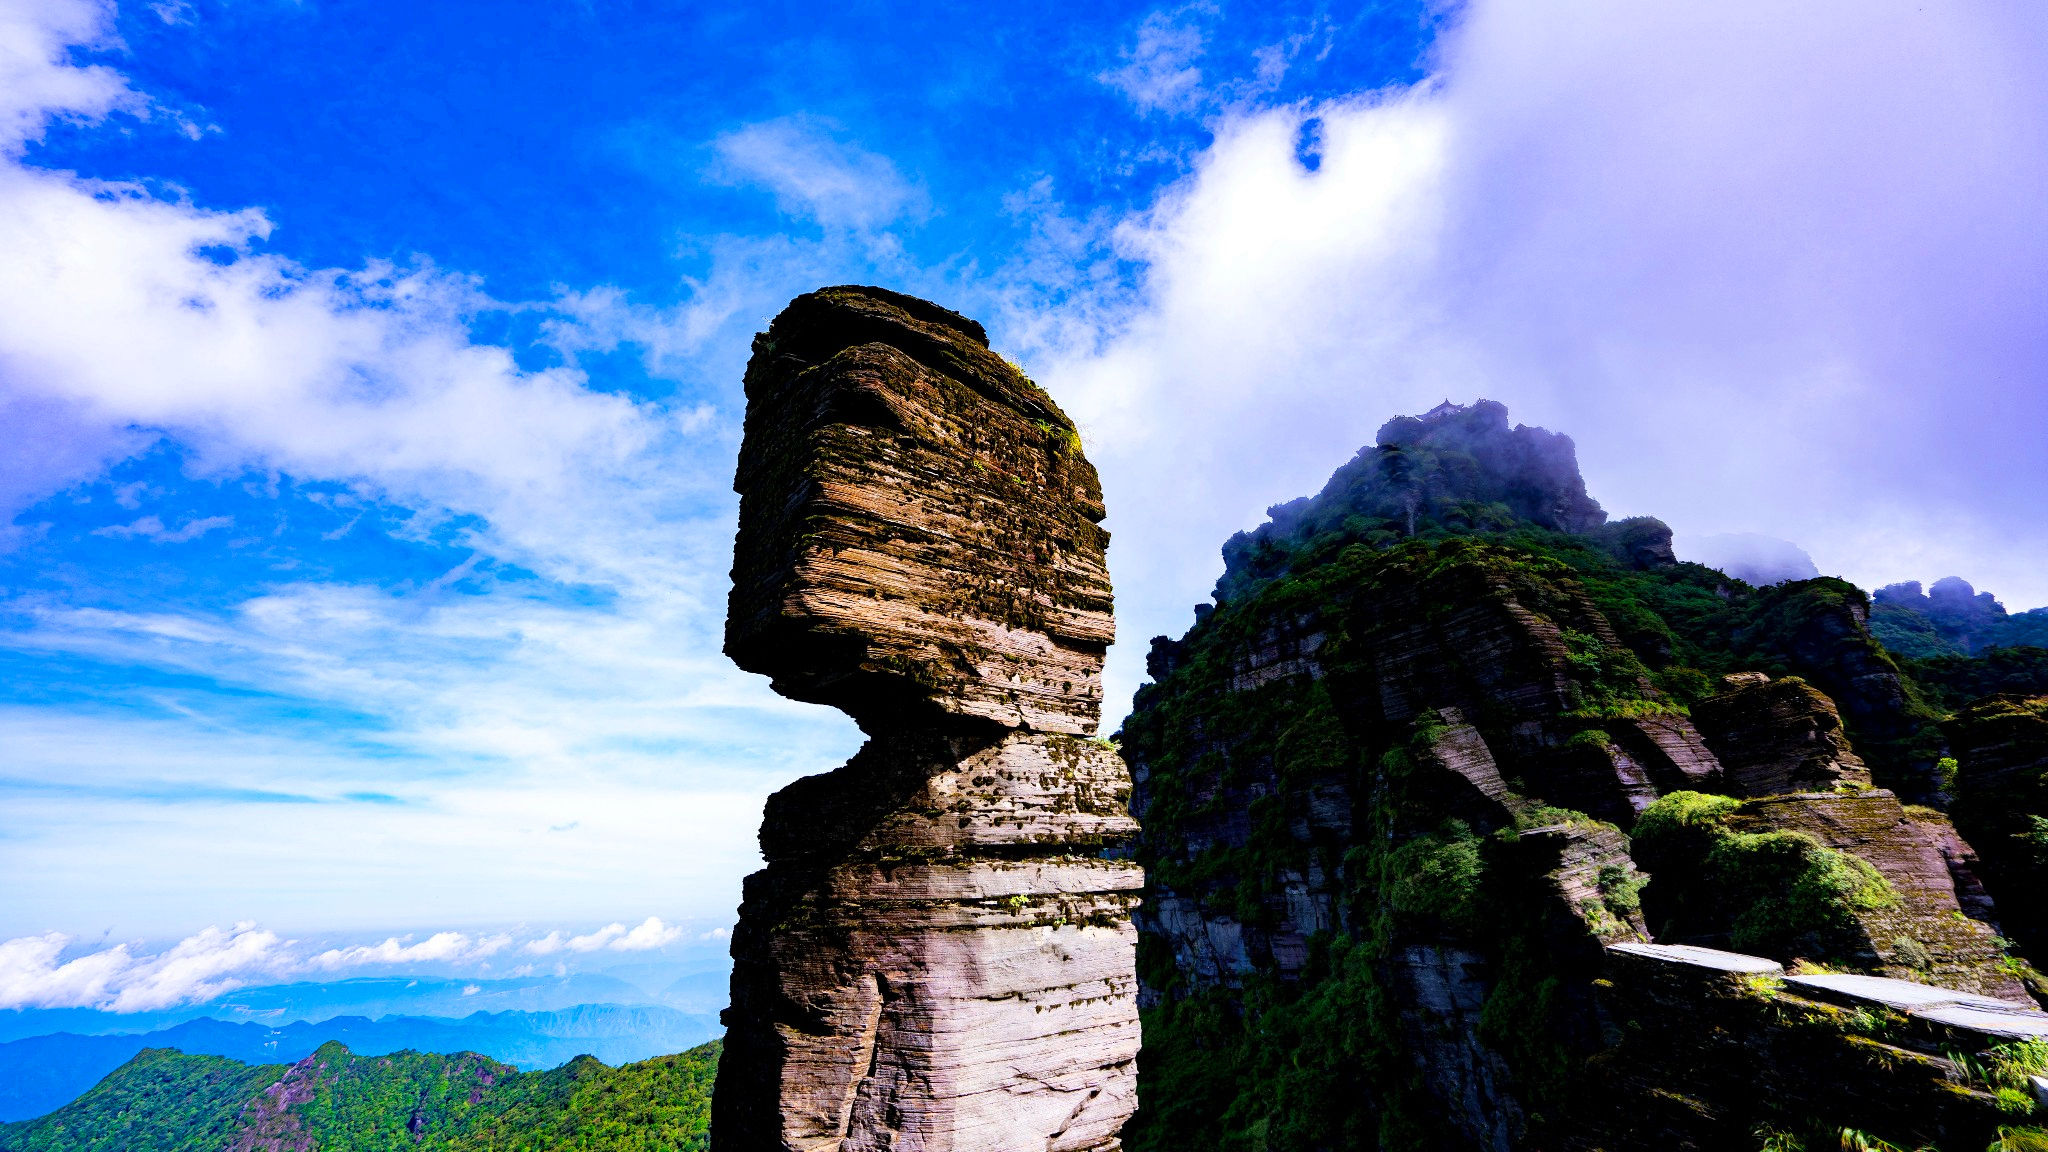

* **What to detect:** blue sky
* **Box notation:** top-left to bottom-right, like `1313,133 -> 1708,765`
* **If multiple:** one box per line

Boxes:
2,0 -> 2046,1009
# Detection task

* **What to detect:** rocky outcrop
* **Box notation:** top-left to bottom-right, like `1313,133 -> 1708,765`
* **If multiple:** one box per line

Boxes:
1692,673 -> 1870,796
1738,580 -> 1924,746
1212,400 -> 1609,603
1729,791 -> 2023,997
1119,401 -> 2042,1151
713,287 -> 1141,1151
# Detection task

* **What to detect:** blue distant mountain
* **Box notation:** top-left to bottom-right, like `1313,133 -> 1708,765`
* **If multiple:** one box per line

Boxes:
0,1001 -> 721,1122
0,973 -> 683,1044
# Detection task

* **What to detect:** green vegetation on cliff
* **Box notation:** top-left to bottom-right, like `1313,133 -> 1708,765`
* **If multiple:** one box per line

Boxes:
1947,695 -> 2048,965
1123,401 -> 2042,1151
0,1049 -> 286,1152
0,1040 -> 720,1152
1870,578 -> 2048,660
1631,790 -> 1898,958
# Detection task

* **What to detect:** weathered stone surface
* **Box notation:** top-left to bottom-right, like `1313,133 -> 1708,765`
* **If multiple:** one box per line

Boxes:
1691,672 -> 1870,796
1728,790 -> 2025,998
1339,550 -> 1736,826
1117,401 -> 2039,1148
1517,822 -> 1649,946
1418,707 -> 1514,822
1392,945 -> 1521,1152
727,286 -> 1113,734
715,287 -> 1140,1151
1914,805 -> 2002,923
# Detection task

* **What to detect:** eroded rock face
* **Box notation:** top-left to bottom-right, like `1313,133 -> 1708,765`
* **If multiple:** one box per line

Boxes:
1729,790 -> 2023,998
1692,672 -> 1871,796
714,286 -> 1140,1152
1680,672 -> 2021,997
727,287 -> 1113,734
1119,412 -> 2040,1145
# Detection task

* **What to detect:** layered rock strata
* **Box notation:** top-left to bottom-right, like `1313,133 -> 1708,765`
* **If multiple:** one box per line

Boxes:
1685,673 -> 2022,997
713,287 -> 1141,1151
1727,789 -> 2022,997
1690,672 -> 1870,796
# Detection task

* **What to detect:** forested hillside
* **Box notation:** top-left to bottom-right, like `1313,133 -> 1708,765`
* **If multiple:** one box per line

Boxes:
0,1040 -> 719,1152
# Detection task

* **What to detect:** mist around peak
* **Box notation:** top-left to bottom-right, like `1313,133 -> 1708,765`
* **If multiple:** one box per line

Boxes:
1211,399 -> 1639,604
1675,533 -> 1821,588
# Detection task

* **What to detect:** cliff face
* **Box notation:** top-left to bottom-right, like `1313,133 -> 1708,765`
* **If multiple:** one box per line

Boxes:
715,287 -> 1141,1151
1123,401 -> 2043,1151
1948,695 -> 2048,964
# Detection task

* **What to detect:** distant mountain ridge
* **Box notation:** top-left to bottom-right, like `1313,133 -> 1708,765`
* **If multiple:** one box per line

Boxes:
0,971 -> 700,1044
1871,576 -> 2048,659
0,1002 -> 718,1123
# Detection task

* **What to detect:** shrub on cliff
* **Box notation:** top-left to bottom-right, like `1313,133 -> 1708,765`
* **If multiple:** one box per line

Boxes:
1633,790 -> 1897,959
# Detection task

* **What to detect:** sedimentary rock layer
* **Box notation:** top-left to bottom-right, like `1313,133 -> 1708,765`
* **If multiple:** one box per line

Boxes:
727,287 -> 1113,734
1691,672 -> 1870,796
714,286 -> 1140,1151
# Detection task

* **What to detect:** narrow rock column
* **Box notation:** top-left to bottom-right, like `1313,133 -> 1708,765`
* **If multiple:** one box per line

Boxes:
712,286 -> 1143,1151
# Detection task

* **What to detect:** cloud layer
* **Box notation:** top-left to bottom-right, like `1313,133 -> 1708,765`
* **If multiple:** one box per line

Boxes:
0,917 -> 694,1011
0,0 -> 879,937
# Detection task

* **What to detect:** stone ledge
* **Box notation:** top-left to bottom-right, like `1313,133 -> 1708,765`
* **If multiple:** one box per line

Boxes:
1608,941 -> 2048,1042
1608,941 -> 1783,974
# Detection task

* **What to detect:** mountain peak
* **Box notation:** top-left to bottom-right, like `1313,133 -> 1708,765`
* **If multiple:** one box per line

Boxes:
1214,399 -> 1620,602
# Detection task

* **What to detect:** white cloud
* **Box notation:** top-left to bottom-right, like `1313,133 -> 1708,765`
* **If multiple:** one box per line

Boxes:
1098,8 -> 1210,116
0,0 -> 866,936
0,931 -> 129,1009
710,115 -> 924,231
0,922 -> 289,1011
611,916 -> 683,951
523,930 -> 568,956
566,923 -> 625,952
523,916 -> 682,955
0,918 -> 695,1009
0,0 -> 139,155
310,931 -> 479,970
1032,0 -> 2048,720
106,922 -> 287,1010
90,514 -> 233,542
565,918 -> 618,947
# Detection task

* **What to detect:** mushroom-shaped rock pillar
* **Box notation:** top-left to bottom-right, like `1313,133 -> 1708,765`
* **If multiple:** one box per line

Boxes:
712,286 -> 1143,1152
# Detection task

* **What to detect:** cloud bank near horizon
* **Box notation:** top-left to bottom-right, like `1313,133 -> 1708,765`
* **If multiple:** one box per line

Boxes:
0,917 -> 699,1012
